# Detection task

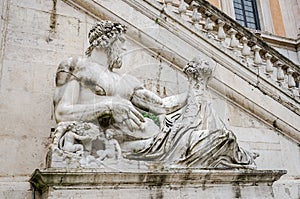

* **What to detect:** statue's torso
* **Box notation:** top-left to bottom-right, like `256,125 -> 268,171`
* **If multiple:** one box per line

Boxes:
74,62 -> 142,104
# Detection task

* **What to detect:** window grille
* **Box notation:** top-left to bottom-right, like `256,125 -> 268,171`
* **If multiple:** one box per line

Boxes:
233,0 -> 260,30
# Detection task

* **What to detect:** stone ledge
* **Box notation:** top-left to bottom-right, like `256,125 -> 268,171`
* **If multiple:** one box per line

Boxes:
29,168 -> 286,194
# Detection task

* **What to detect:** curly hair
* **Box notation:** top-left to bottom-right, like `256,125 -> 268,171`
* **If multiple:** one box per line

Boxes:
85,20 -> 127,56
183,57 -> 213,81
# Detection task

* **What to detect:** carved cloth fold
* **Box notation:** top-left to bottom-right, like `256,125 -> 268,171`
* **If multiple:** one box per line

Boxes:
126,95 -> 256,169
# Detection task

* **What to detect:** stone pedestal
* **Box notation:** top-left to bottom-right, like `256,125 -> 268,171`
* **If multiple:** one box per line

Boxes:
29,169 -> 286,199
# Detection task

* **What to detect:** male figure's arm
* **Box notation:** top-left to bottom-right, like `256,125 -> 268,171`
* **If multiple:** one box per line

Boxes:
55,80 -> 145,130
131,88 -> 188,115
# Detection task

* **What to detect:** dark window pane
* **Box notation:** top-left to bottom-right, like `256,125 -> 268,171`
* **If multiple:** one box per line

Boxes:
245,5 -> 253,11
237,20 -> 245,26
233,0 -> 241,3
247,17 -> 255,23
233,0 -> 260,30
235,9 -> 243,14
247,23 -> 256,29
236,15 -> 244,20
234,4 -> 243,9
244,1 -> 252,6
245,11 -> 254,17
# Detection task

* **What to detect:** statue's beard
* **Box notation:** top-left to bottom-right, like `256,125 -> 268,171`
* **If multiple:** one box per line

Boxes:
106,45 -> 122,71
109,56 -> 122,69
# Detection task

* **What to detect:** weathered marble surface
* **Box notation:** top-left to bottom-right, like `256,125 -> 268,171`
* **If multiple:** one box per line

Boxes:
30,168 -> 286,199
49,20 -> 257,170
1,0 -> 299,198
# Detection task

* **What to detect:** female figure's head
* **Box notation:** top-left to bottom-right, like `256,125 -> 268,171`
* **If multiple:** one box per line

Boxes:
183,57 -> 214,94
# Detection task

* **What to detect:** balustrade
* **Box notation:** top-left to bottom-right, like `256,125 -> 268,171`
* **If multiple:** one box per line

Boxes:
240,37 -> 251,57
265,53 -> 274,75
204,11 -> 214,31
217,19 -> 226,41
158,0 -> 300,98
228,28 -> 239,49
164,0 -> 173,8
287,68 -> 296,88
191,1 -> 202,29
252,45 -> 262,66
275,61 -> 285,84
178,0 -> 187,17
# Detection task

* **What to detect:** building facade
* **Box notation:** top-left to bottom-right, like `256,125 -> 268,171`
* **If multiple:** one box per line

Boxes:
206,0 -> 300,65
0,0 -> 299,198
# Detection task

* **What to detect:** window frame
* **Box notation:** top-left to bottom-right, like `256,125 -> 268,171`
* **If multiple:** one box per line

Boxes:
233,0 -> 261,30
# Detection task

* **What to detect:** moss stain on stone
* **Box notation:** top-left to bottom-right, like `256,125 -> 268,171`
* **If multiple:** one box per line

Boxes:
50,0 -> 57,32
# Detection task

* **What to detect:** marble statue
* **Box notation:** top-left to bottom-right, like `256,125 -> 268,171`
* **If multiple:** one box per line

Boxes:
96,129 -> 122,161
60,125 -> 88,154
53,20 -> 186,139
126,58 -> 258,169
50,121 -> 100,167
50,20 -> 257,170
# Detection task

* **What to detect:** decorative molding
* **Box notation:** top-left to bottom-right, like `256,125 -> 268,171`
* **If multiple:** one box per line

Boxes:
29,168 -> 287,194
259,33 -> 300,52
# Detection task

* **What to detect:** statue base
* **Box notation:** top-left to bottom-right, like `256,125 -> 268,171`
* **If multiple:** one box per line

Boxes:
29,168 -> 286,199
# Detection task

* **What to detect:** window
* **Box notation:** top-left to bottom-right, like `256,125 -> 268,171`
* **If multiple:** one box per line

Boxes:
233,0 -> 260,30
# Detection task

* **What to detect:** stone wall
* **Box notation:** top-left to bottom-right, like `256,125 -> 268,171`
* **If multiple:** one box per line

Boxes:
0,0 -> 299,198
278,0 -> 300,39
0,0 -> 92,197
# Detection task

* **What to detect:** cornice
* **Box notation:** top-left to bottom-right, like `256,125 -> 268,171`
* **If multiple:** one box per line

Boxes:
30,168 -> 287,194
259,33 -> 300,52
